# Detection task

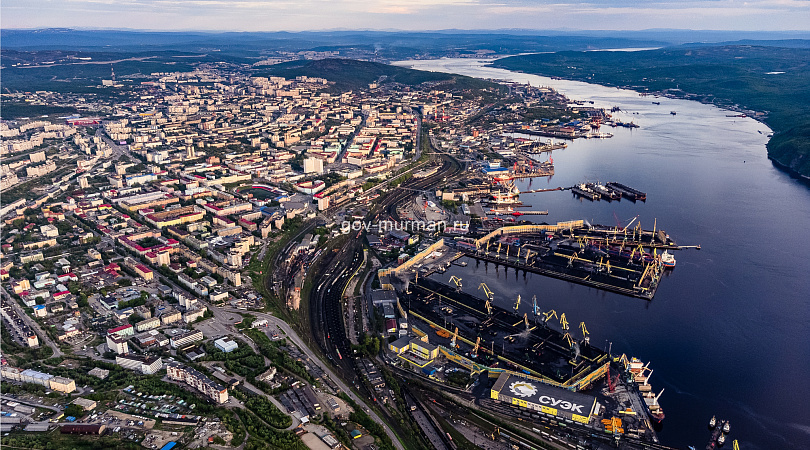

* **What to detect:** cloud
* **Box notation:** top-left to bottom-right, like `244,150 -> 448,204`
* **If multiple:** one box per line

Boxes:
2,0 -> 810,30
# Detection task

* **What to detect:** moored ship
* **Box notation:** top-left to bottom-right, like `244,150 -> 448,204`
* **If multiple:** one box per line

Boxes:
625,356 -> 665,424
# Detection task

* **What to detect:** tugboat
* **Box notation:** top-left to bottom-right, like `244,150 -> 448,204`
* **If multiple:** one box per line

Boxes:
661,250 -> 676,268
705,418 -> 731,449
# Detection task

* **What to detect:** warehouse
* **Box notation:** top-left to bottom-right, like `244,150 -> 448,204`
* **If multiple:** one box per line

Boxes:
488,372 -> 597,425
60,424 -> 106,435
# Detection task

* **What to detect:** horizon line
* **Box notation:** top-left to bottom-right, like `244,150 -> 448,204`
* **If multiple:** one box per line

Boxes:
3,27 -> 810,35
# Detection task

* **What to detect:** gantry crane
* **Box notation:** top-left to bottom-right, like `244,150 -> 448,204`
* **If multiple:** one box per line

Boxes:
484,298 -> 493,315
450,326 -> 459,349
449,276 -> 462,292
543,309 -> 557,324
513,294 -> 521,312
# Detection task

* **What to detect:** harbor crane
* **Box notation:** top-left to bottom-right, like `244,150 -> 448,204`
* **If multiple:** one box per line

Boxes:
560,313 -> 569,331
484,298 -> 493,315
579,322 -> 590,345
472,336 -> 481,358
478,283 -> 494,302
449,276 -> 463,292
514,294 -> 521,312
450,326 -> 459,349
543,310 -> 558,324
562,332 -> 574,348
532,295 -> 540,317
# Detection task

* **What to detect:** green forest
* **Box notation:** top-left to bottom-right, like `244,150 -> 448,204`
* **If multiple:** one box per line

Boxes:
493,45 -> 810,179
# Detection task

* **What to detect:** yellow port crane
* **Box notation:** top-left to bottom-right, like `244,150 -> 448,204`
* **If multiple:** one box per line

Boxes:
560,313 -> 569,331
562,332 -> 574,348
484,299 -> 493,315
513,313 -> 528,327
579,322 -> 590,345
450,326 -> 459,349
514,294 -> 521,312
543,310 -> 558,323
472,336 -> 481,358
733,440 -> 740,450
478,283 -> 494,302
449,276 -> 462,292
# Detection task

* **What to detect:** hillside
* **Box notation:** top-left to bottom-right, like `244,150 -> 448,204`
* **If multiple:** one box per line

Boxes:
492,45 -> 810,180
259,58 -> 503,93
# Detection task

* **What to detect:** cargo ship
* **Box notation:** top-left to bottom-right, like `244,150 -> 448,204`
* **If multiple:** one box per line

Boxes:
625,356 -> 665,424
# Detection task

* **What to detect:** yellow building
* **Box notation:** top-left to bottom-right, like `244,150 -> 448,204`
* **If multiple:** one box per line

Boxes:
48,376 -> 77,393
409,338 -> 439,360
389,336 -> 411,355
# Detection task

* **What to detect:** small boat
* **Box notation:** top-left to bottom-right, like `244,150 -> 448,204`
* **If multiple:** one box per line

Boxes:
709,415 -> 717,429
652,101 -> 660,105
722,421 -> 730,434
670,111 -> 677,115
661,250 -> 676,268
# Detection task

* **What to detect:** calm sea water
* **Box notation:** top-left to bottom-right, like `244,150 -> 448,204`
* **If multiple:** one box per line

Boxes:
394,58 -> 810,449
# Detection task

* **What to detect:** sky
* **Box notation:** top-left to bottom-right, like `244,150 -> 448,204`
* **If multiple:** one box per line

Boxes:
2,0 -> 810,32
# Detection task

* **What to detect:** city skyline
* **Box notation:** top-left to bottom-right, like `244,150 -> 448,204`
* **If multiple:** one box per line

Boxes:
3,0 -> 810,32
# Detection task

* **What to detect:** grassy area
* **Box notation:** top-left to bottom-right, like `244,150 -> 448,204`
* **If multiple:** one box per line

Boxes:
1,430 -> 143,450
493,45 -> 810,179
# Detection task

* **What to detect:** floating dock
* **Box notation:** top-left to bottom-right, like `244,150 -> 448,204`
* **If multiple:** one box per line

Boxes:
606,182 -> 647,201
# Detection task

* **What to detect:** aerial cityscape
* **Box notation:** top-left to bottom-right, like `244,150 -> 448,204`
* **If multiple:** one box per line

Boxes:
1,3 -> 809,450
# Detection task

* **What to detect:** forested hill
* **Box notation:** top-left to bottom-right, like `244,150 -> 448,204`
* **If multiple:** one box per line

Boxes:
259,58 -> 502,93
492,45 -> 810,180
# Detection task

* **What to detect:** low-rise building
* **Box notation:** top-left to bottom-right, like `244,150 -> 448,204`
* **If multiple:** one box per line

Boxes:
135,317 -> 161,332
214,337 -> 238,353
170,330 -> 204,349
165,362 -> 228,404
115,354 -> 163,375
106,334 -> 130,354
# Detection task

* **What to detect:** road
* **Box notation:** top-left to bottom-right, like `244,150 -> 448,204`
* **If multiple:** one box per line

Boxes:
224,307 -> 404,450
0,395 -> 61,412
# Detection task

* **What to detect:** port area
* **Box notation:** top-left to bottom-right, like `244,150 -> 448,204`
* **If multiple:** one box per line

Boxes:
395,278 -> 663,445
455,223 -> 677,300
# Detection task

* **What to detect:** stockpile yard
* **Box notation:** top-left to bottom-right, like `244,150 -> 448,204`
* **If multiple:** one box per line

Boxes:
455,221 -> 695,299
406,277 -> 609,390
404,277 -> 665,445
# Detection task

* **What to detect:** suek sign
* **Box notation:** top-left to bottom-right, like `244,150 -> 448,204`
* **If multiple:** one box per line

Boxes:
509,381 -> 586,413
538,395 -> 585,414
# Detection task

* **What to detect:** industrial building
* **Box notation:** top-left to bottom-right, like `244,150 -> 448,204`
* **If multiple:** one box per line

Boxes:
214,337 -> 238,353
488,372 -> 597,425
60,424 -> 106,435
